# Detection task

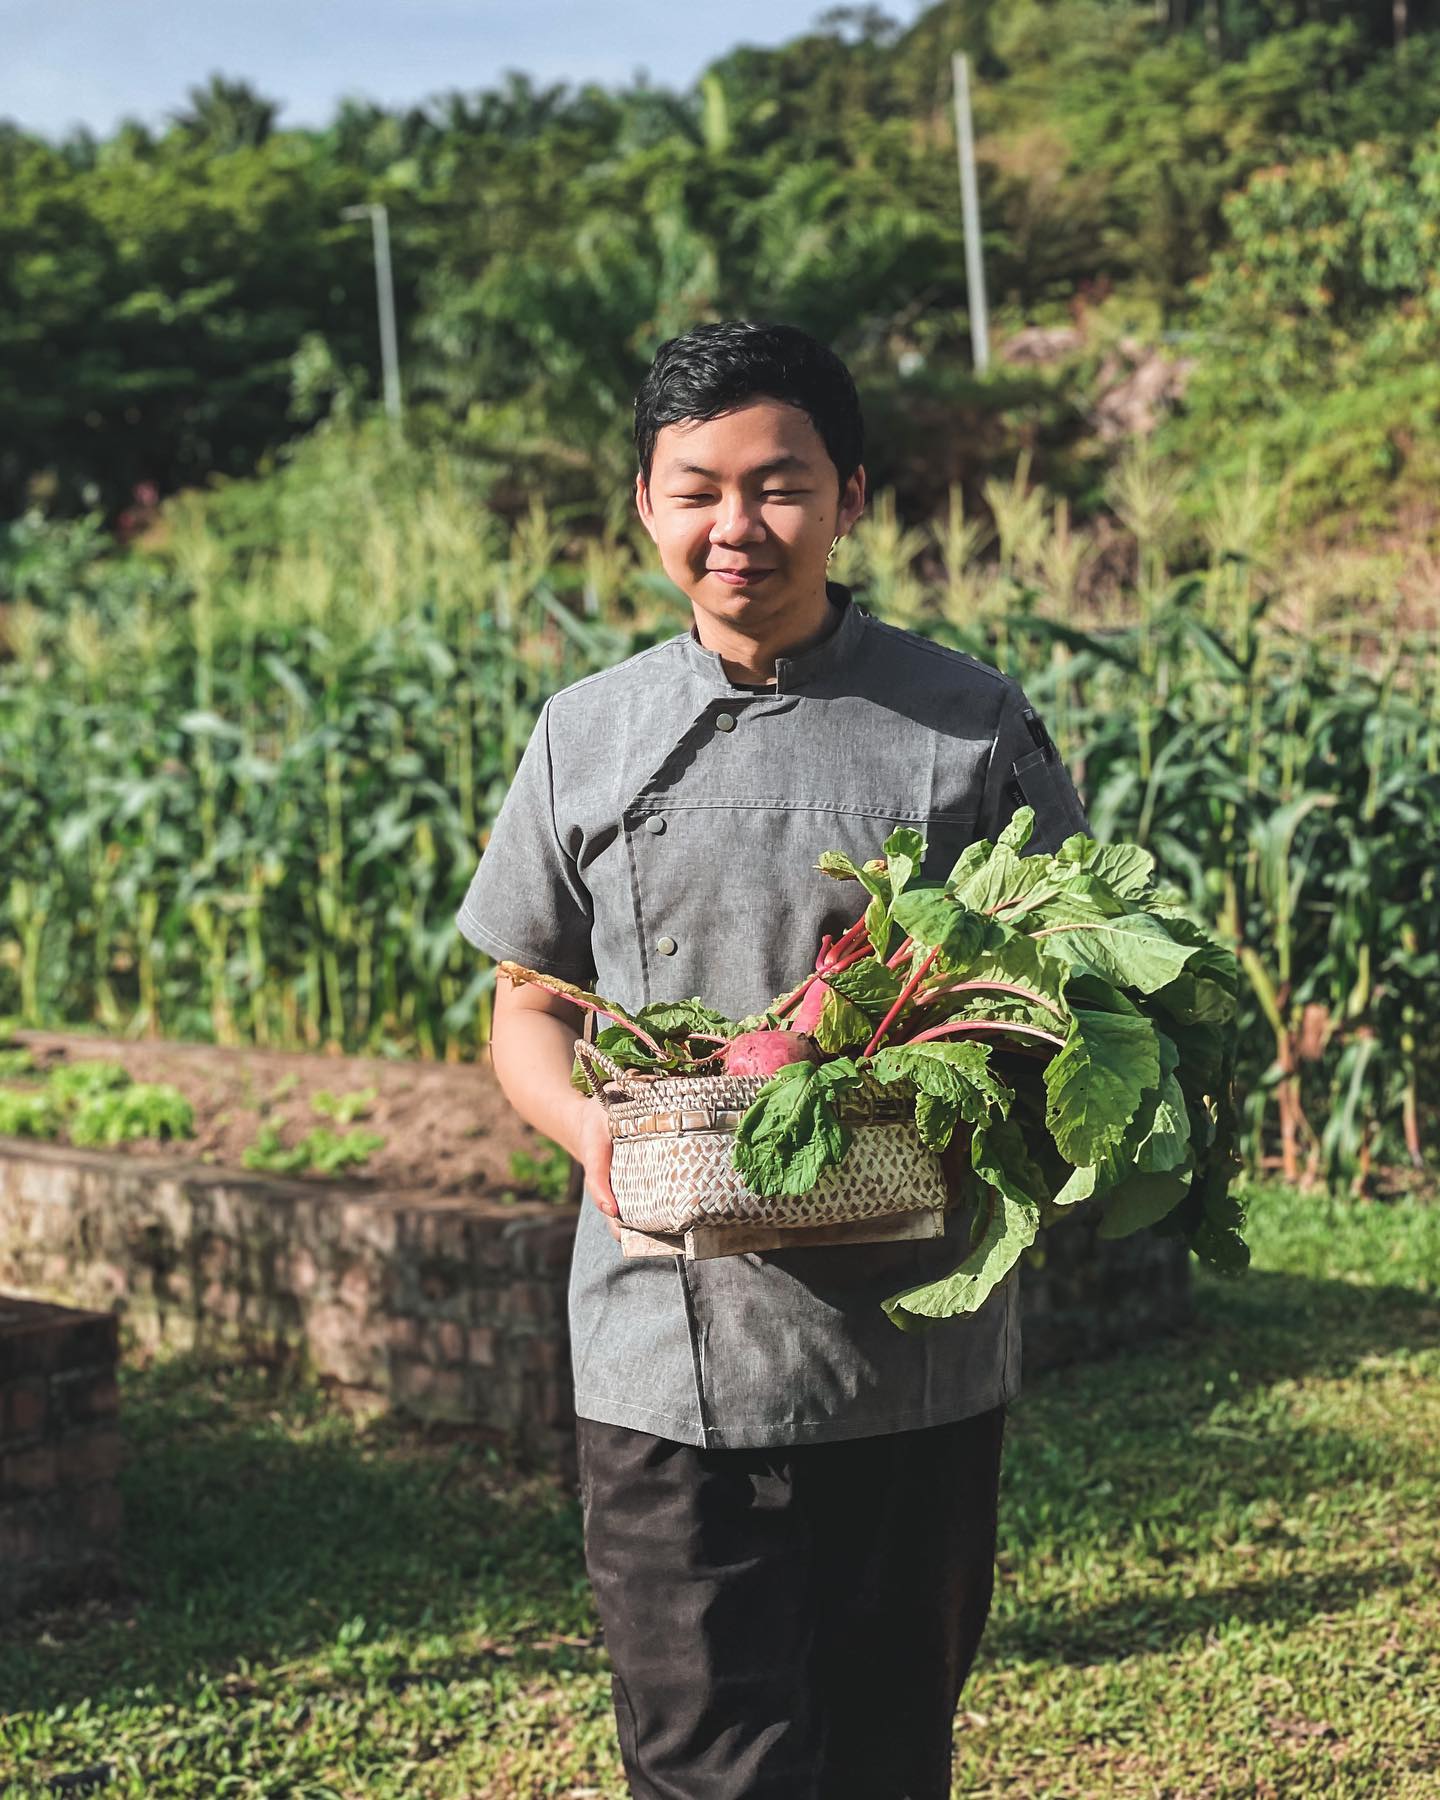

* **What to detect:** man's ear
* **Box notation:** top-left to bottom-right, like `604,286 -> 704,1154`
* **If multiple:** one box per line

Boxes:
838,464 -> 867,539
634,471 -> 658,545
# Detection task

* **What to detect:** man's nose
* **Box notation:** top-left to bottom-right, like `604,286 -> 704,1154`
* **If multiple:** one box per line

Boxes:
711,494 -> 766,542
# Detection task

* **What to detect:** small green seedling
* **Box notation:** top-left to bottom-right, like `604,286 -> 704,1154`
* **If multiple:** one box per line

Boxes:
310,1085 -> 379,1125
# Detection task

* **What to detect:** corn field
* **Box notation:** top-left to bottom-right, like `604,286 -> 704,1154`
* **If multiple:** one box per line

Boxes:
3,446 -> 1438,1193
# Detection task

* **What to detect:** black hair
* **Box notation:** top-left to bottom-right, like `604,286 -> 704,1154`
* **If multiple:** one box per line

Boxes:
633,319 -> 864,496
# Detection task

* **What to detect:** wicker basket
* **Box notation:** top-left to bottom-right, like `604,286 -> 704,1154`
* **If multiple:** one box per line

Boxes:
573,1039 -> 950,1257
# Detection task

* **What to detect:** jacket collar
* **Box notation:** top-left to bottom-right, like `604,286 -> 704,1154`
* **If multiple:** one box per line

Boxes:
678,580 -> 868,696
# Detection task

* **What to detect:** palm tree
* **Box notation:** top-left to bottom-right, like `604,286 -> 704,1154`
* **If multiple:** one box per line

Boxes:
171,76 -> 280,151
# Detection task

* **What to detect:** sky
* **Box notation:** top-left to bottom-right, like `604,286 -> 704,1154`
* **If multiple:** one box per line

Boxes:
3,0 -> 927,140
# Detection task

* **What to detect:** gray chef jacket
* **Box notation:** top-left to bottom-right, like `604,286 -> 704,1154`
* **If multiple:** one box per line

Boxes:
455,580 -> 1091,1448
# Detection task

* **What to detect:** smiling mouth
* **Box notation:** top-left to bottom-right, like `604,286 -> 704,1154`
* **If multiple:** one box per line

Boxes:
709,568 -> 774,585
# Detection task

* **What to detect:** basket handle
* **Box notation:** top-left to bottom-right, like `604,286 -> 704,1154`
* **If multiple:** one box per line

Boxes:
573,1037 -> 653,1104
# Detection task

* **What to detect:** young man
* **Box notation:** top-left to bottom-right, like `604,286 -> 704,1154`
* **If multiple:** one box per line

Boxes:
456,320 -> 1090,1799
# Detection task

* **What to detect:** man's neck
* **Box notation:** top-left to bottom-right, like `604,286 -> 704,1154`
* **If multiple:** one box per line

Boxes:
692,585 -> 839,687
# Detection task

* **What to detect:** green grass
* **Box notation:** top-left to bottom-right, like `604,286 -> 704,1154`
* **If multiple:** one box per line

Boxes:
1,1180 -> 1436,1798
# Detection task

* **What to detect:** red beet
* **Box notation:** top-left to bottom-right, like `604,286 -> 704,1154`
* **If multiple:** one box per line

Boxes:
722,1030 -> 819,1078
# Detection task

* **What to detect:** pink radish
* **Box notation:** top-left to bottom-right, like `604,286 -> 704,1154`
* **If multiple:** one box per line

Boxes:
722,1030 -> 819,1077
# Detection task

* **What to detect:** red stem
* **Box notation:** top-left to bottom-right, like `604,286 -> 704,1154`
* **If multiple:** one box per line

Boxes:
911,979 -> 1068,1023
905,1018 -> 1066,1050
864,945 -> 941,1057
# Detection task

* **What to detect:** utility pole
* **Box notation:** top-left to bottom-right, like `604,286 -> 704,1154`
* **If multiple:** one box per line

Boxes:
950,52 -> 990,376
341,202 -> 402,425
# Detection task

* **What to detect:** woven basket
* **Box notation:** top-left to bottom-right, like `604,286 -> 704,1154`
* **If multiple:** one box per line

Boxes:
572,1038 -> 948,1237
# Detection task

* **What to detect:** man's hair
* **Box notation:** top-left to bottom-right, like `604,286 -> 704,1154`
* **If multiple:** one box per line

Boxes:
633,320 -> 864,496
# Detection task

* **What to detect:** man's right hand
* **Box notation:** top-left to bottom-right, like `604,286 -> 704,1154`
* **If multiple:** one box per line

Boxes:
575,1097 -> 624,1242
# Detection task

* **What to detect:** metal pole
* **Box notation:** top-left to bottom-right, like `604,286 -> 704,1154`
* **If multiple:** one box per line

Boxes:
951,52 -> 990,376
342,202 -> 402,425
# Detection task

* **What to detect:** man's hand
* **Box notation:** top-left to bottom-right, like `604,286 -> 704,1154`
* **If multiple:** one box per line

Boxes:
575,1096 -> 624,1242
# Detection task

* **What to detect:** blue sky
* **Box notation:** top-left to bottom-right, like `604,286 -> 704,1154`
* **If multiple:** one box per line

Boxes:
3,0 -> 926,139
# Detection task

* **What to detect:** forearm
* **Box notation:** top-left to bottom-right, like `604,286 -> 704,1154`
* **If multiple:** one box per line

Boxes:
487,1005 -> 592,1161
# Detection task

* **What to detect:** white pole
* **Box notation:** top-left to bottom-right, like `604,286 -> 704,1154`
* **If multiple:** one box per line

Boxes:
951,52 -> 990,376
342,202 -> 403,425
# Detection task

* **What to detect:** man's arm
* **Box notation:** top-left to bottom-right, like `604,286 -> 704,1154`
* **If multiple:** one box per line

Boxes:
488,973 -> 622,1239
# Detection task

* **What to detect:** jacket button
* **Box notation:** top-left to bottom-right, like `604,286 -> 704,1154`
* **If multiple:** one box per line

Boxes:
656,936 -> 677,956
715,712 -> 736,731
643,815 -> 666,834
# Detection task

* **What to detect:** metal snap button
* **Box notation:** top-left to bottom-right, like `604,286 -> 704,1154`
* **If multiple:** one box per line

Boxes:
715,712 -> 736,731
643,815 -> 666,834
656,936 -> 677,956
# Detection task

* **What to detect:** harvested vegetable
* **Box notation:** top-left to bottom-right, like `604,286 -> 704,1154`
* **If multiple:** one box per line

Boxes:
508,805 -> 1245,1329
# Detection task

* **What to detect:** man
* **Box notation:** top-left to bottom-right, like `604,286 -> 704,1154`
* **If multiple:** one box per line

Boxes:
455,320 -> 1090,1799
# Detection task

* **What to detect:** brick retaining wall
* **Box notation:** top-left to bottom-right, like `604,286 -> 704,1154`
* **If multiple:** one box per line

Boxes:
0,1140 -> 1190,1475
0,1295 -> 125,1618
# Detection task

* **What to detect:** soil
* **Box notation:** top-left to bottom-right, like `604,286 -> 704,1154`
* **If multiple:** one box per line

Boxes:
1,1028 -> 571,1211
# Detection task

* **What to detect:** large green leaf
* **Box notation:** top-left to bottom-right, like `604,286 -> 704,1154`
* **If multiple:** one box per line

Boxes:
1043,1007 -> 1160,1165
730,1058 -> 863,1197
881,1189 -> 1038,1330
1034,911 -> 1199,995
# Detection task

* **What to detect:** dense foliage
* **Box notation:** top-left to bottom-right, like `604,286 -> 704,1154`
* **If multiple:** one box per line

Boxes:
5,4 -> 1440,529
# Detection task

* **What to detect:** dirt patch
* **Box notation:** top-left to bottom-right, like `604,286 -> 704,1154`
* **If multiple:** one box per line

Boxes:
1,1029 -> 568,1210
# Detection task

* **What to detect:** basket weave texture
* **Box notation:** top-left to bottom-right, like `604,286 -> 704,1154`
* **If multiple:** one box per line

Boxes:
573,1039 -> 948,1235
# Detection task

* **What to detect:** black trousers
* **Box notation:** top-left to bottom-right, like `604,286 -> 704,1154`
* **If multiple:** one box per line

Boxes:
575,1403 -> 1007,1800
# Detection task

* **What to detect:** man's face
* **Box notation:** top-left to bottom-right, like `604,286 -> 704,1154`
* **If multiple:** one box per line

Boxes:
635,397 -> 865,633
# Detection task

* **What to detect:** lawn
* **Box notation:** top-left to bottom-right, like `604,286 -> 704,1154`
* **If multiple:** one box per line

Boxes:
1,1181 -> 1437,1798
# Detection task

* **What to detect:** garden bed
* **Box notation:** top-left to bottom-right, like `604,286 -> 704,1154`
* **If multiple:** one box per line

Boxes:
0,1027 -> 562,1204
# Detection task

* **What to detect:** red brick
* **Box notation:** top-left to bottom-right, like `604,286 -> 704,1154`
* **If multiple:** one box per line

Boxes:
55,1371 -> 119,1426
58,1430 -> 125,1486
385,1315 -> 422,1353
52,1316 -> 118,1373
0,1504 -> 46,1562
467,1326 -> 497,1368
289,1247 -> 320,1296
1,1445 -> 58,1497
427,1369 -> 468,1418
521,1336 -> 561,1374
392,1360 -> 435,1404
338,1262 -> 374,1312
3,1379 -> 47,1441
74,1485 -> 123,1539
502,1282 -> 550,1323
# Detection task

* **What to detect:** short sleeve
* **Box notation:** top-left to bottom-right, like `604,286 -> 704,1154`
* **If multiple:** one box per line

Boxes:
977,682 -> 1090,857
454,696 -> 595,982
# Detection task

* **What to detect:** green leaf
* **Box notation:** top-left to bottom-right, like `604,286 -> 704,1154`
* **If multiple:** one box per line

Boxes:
1055,834 -> 1157,899
997,806 -> 1035,852
881,1189 -> 1038,1329
951,841 -> 1055,916
1036,911 -> 1199,996
971,1115 -> 1050,1211
943,838 -> 993,892
870,1039 -> 1012,1125
865,892 -> 892,960
1043,1007 -> 1160,1165
827,957 -> 902,1013
882,826 -> 926,897
890,887 -> 989,968
731,1062 -> 852,1198
814,984 -> 873,1054
914,1091 -> 961,1151
635,998 -> 738,1039
1096,1159 -> 1194,1239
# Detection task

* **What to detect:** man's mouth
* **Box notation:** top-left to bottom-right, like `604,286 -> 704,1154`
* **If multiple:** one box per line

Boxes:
709,568 -> 773,586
